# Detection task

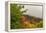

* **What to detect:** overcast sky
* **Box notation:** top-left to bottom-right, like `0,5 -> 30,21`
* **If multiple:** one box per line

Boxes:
22,5 -> 42,18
